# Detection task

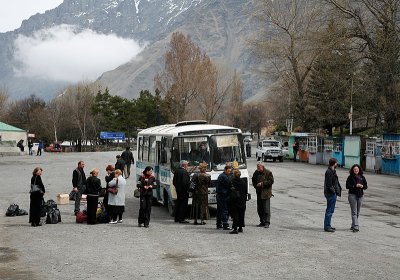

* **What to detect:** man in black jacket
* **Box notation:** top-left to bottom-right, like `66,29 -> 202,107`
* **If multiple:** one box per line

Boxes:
72,161 -> 87,215
324,158 -> 342,232
115,155 -> 125,176
121,146 -> 135,178
173,160 -> 190,223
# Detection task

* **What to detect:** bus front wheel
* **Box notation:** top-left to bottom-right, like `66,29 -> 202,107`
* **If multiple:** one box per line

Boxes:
164,191 -> 175,217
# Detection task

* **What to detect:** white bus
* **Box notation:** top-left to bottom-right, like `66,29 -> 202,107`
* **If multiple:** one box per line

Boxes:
136,120 -> 250,215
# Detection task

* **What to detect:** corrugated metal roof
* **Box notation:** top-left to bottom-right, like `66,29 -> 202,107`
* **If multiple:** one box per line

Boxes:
0,121 -> 25,132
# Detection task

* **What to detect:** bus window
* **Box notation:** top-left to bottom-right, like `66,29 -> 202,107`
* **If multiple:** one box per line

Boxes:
137,137 -> 143,161
149,136 -> 156,163
171,136 -> 210,171
142,136 -> 149,162
210,134 -> 245,170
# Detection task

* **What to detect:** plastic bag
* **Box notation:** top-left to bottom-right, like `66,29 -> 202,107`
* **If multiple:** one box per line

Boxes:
6,204 -> 19,216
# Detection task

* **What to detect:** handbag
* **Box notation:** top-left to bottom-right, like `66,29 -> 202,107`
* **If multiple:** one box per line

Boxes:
134,188 -> 140,198
30,177 -> 44,194
108,179 -> 118,194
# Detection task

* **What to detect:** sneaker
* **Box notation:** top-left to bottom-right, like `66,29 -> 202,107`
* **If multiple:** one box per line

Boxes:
229,229 -> 238,234
117,219 -> 123,223
109,220 -> 117,224
216,225 -> 223,229
264,224 -> 270,228
238,228 -> 243,233
352,228 -> 359,232
138,223 -> 143,227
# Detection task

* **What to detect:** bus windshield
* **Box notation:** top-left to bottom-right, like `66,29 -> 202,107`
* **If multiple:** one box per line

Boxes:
171,134 -> 246,172
210,134 -> 246,171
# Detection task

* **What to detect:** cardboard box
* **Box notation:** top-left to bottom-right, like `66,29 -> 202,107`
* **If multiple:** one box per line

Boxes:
57,194 -> 69,205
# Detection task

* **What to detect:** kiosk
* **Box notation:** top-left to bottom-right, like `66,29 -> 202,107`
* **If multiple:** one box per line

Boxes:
308,135 -> 324,165
381,134 -> 400,176
344,136 -> 361,169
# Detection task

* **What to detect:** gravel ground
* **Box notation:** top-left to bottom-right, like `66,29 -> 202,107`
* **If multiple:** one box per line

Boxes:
0,151 -> 399,280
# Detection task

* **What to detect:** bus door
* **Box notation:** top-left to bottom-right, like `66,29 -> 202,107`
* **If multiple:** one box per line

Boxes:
154,136 -> 163,201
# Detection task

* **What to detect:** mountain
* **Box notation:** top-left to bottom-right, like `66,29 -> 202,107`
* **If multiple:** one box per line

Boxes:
0,0 -> 267,101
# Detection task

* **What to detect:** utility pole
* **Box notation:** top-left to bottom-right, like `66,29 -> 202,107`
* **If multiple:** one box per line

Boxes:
349,75 -> 353,135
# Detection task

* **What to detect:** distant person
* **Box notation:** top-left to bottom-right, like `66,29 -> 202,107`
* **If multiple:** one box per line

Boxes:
17,139 -> 24,152
107,169 -> 126,224
293,140 -> 299,162
252,163 -> 274,228
72,161 -> 87,215
228,169 -> 247,234
121,146 -> 135,179
85,168 -> 102,224
115,155 -> 125,176
346,164 -> 368,233
29,167 -> 45,227
216,165 -> 232,230
28,140 -> 33,155
173,160 -> 191,224
37,141 -> 44,156
324,158 -> 342,232
196,143 -> 210,163
138,166 -> 157,227
191,163 -> 210,225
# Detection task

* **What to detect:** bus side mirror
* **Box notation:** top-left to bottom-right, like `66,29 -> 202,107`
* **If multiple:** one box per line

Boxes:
161,150 -> 167,164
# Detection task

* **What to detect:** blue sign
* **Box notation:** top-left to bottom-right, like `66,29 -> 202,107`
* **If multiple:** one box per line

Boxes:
100,131 -> 125,140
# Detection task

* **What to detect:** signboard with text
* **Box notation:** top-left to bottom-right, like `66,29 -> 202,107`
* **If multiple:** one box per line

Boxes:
100,131 -> 125,140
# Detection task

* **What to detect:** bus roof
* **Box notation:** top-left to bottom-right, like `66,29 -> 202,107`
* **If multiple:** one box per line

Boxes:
138,123 -> 241,136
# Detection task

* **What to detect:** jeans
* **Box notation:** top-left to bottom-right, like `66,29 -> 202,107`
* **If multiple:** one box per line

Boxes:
124,164 -> 131,178
74,190 -> 82,214
324,194 -> 337,229
257,193 -> 270,225
348,194 -> 363,230
216,193 -> 229,228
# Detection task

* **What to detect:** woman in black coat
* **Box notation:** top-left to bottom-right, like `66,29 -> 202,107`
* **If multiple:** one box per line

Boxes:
346,164 -> 368,232
228,169 -> 248,234
103,165 -> 115,211
85,168 -> 102,224
138,166 -> 157,228
29,167 -> 45,227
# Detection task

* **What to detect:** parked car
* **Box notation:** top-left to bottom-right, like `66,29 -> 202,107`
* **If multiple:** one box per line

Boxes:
255,139 -> 284,162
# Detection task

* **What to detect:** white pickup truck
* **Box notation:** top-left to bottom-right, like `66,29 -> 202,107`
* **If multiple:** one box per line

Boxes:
255,139 -> 284,162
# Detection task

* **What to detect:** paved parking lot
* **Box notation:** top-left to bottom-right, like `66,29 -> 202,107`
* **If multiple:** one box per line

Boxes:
0,151 -> 399,279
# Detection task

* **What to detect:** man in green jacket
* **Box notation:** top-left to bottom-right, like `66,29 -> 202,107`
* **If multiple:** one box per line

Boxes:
252,163 -> 274,228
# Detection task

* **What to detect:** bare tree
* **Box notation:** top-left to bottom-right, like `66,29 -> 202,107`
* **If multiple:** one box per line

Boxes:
253,0 -> 327,128
155,32 -> 206,121
0,89 -> 8,120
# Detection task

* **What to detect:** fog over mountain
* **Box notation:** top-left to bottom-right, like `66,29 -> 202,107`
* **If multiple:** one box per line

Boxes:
0,0 -> 268,101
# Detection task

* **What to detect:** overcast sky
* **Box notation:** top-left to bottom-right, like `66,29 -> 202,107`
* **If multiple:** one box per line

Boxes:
0,0 -> 144,84
0,0 -> 63,32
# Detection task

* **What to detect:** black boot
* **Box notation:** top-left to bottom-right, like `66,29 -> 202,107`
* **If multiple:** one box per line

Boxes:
229,228 -> 238,234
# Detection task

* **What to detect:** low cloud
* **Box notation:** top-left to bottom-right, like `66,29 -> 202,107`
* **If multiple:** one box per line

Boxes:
13,24 -> 144,82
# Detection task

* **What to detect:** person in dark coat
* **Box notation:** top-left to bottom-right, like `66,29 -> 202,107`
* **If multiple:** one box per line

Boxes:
28,140 -> 33,155
173,160 -> 191,223
115,155 -> 125,177
85,168 -> 102,224
121,146 -> 135,179
252,163 -> 274,228
29,167 -> 45,227
103,165 -> 115,213
228,169 -> 247,234
138,166 -> 157,227
216,165 -> 233,230
324,158 -> 342,232
346,164 -> 368,232
293,140 -> 299,162
72,160 -> 87,215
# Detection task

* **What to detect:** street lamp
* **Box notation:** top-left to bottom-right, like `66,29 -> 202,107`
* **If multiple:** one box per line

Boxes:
349,74 -> 354,135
